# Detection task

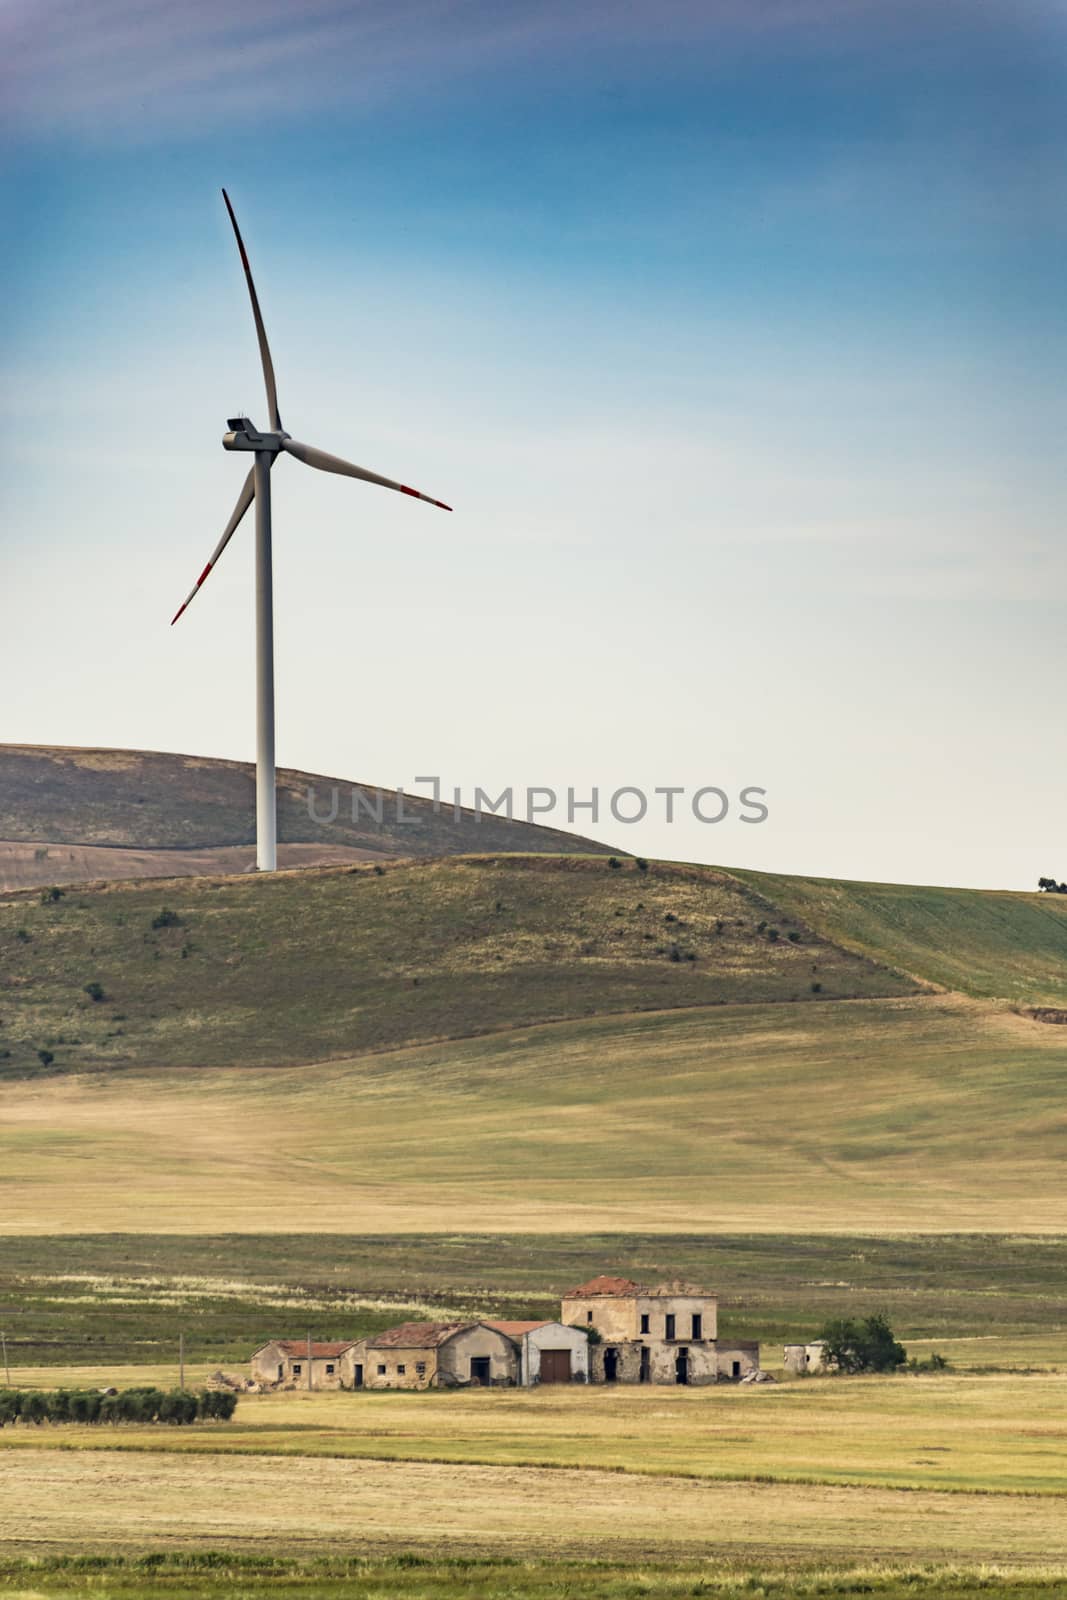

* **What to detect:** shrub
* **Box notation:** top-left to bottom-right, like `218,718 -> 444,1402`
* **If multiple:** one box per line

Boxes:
787,930 -> 801,943
37,1049 -> 55,1067
908,1351 -> 950,1373
83,982 -> 106,1003
15,928 -> 31,943
607,857 -> 622,870
635,858 -> 648,872
40,887 -> 64,904
21,1392 -> 49,1425
820,1313 -> 906,1374
33,847 -> 49,862
199,1389 -> 238,1421
767,927 -> 779,942
811,982 -> 822,994
0,1386 -> 233,1428
151,908 -> 182,930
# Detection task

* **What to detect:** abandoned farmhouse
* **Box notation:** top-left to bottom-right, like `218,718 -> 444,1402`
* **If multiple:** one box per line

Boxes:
251,1275 -> 761,1390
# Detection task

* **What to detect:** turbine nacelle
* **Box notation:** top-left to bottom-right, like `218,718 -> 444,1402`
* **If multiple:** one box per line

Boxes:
223,416 -> 289,453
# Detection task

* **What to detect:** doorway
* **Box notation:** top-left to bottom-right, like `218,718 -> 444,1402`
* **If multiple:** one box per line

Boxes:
539,1349 -> 571,1384
603,1348 -> 619,1383
639,1347 -> 651,1383
353,1364 -> 364,1389
675,1348 -> 689,1385
470,1357 -> 492,1386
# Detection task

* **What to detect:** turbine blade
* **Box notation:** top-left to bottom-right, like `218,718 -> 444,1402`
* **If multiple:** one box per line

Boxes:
282,437 -> 452,511
170,467 -> 256,625
222,188 -> 282,432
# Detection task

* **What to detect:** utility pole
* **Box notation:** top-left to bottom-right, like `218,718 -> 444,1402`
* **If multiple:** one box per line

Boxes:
307,1330 -> 313,1392
179,1330 -> 185,1393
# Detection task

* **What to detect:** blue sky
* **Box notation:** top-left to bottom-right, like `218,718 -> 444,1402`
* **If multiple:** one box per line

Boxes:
2,0 -> 1065,886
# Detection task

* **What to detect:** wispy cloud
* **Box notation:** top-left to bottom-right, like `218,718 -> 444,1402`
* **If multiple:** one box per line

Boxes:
1,0 -> 953,139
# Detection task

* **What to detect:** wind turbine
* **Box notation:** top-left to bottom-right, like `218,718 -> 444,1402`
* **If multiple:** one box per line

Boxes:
171,189 -> 452,872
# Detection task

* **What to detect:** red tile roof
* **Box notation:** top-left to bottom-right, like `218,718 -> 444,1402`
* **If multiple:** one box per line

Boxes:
365,1321 -> 474,1350
274,1341 -> 356,1359
485,1320 -> 556,1338
563,1275 -> 644,1299
562,1275 -> 716,1300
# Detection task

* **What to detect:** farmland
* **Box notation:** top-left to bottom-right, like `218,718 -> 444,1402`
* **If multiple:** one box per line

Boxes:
0,992 -> 1064,1234
0,1230 -> 1064,1370
737,868 -> 1067,1009
0,1372 -> 1065,1584
2,803 -> 1066,1592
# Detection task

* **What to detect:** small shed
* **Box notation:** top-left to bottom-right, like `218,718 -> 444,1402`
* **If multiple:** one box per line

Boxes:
486,1320 -> 589,1386
348,1322 -> 519,1390
783,1339 -> 829,1375
250,1340 -> 357,1389
715,1339 -> 761,1380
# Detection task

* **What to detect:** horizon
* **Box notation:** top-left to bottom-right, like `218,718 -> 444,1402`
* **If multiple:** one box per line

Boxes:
3,2 -> 1066,891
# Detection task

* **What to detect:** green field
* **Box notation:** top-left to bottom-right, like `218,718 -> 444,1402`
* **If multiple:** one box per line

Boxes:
2,1557 -> 1065,1600
737,869 -> 1067,1009
0,855 -> 914,1078
0,1374 -> 1064,1578
0,1231 -> 1064,1369
5,1563 -> 1067,1600
4,796 -> 1067,1592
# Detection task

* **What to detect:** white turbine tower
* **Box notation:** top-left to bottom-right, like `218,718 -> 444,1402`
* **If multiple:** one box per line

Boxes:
171,189 -> 452,872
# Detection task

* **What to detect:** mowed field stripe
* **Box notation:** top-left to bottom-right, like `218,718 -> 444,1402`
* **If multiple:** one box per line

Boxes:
0,995 -> 1064,1234
1,1451 -> 1065,1563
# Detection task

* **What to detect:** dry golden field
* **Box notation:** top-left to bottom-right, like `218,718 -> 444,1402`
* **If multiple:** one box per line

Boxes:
0,1375 -> 1064,1565
0,994 -> 1064,1235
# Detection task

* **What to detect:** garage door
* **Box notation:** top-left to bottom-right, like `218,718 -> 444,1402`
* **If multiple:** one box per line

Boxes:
539,1348 -> 571,1383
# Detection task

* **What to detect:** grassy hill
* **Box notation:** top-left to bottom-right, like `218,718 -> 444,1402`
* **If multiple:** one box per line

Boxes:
1,993 -> 1065,1234
735,869 -> 1067,1008
0,854 -> 914,1076
3,832 -> 1067,1237
0,746 -> 610,888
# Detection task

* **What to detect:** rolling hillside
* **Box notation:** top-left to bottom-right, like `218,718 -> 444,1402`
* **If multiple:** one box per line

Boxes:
735,868 -> 1067,1009
2,994 -> 1065,1233
0,745 -> 611,889
0,854 -> 913,1076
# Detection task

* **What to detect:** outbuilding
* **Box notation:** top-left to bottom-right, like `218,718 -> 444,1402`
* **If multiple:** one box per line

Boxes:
250,1339 -> 357,1390
347,1322 -> 519,1390
486,1320 -> 589,1385
783,1339 -> 829,1375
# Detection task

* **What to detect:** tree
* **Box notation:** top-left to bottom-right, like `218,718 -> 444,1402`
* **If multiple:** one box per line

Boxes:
1038,877 -> 1067,894
820,1313 -> 906,1374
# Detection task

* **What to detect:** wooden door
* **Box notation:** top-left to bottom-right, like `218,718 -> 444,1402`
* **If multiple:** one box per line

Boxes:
539,1348 -> 571,1383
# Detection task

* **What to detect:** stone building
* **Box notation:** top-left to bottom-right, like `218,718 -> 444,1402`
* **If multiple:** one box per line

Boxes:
486,1320 -> 589,1385
714,1339 -> 761,1380
560,1274 -> 758,1385
783,1339 -> 829,1375
250,1339 -> 357,1390
346,1321 -> 519,1390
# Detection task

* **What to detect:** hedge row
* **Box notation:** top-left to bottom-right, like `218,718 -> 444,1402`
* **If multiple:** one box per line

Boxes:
0,1387 -> 237,1425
